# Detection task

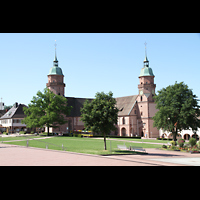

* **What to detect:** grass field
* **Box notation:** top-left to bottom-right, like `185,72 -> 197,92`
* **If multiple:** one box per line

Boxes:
107,138 -> 171,143
4,136 -> 163,155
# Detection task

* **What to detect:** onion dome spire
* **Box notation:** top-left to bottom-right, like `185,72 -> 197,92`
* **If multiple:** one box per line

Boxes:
48,41 -> 64,75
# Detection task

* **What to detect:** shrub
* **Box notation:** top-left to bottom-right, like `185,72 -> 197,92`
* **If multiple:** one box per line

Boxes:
162,145 -> 167,149
171,146 -> 177,150
178,139 -> 185,147
197,141 -> 200,147
19,131 -> 26,134
189,138 -> 196,147
170,141 -> 177,146
73,134 -> 82,137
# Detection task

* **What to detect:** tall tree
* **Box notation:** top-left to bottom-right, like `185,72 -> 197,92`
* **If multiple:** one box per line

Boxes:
153,82 -> 200,142
81,91 -> 119,150
22,88 -> 72,136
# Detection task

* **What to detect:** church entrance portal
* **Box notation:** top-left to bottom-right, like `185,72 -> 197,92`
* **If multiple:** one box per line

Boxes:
121,128 -> 126,136
141,131 -> 144,137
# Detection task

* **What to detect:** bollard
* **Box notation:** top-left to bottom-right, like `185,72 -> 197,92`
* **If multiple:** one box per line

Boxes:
46,145 -> 48,149
62,144 -> 64,150
26,140 -> 29,147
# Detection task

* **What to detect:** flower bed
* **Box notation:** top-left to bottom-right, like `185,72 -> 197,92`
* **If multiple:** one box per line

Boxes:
161,144 -> 200,153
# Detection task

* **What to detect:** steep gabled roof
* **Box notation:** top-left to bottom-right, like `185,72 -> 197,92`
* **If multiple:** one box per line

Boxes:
0,104 -> 27,119
66,95 -> 138,117
115,95 -> 138,116
66,97 -> 94,117
0,110 -> 6,118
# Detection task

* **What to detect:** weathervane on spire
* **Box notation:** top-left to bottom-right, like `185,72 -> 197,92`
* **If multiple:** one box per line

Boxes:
143,40 -> 149,66
144,40 -> 147,57
55,40 -> 57,50
144,41 -> 147,48
54,40 -> 58,63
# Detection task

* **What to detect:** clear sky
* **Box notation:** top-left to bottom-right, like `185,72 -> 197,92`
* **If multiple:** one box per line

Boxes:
0,33 -> 199,106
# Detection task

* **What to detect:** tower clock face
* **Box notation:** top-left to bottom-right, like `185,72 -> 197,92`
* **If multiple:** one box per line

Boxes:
140,90 -> 143,95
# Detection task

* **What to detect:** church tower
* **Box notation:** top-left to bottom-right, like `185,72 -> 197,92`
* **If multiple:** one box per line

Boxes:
138,46 -> 156,102
46,44 -> 65,96
137,44 -> 159,138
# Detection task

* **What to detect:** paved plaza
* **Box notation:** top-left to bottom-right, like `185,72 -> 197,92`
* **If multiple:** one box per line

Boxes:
1,143 -> 200,166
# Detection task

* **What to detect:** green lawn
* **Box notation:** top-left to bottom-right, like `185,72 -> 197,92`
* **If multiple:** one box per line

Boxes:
1,135 -> 40,142
5,136 -> 162,155
109,138 -> 171,143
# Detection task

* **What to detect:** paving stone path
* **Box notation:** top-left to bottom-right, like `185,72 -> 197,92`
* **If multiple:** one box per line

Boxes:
1,143 -> 200,166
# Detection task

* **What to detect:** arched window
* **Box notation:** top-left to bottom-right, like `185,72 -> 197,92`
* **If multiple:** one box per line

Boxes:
122,117 -> 125,124
141,96 -> 143,102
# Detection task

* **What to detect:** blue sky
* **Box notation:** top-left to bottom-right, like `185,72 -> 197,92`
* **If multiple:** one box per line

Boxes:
0,33 -> 199,106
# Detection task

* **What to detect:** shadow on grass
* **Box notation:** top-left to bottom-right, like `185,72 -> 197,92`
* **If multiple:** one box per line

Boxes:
100,150 -> 148,156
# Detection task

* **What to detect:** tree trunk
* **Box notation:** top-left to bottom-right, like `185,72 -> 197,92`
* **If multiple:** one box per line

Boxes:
47,126 -> 50,136
172,129 -> 177,145
173,133 -> 177,142
103,132 -> 107,150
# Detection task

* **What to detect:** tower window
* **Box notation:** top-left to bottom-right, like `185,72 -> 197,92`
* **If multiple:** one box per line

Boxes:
141,96 -> 143,102
134,110 -> 136,114
141,112 -> 143,116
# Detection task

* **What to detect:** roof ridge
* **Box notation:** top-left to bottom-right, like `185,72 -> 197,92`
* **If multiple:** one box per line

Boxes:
115,95 -> 138,99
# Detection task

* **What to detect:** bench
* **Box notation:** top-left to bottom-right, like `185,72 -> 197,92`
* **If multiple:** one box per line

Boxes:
117,144 -> 128,150
130,146 -> 146,153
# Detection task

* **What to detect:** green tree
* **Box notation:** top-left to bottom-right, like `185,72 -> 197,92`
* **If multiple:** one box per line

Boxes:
4,105 -> 12,110
153,82 -> 200,142
81,91 -> 119,150
22,88 -> 72,136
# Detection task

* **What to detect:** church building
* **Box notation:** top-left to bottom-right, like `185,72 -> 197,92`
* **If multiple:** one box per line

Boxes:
46,46 -> 159,138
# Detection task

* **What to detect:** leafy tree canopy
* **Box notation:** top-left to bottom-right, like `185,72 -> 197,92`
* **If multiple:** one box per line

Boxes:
153,81 -> 200,141
22,88 -> 72,136
81,91 -> 119,150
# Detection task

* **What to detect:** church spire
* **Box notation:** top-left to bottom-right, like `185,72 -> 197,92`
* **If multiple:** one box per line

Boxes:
53,40 -> 58,67
144,41 -> 149,67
